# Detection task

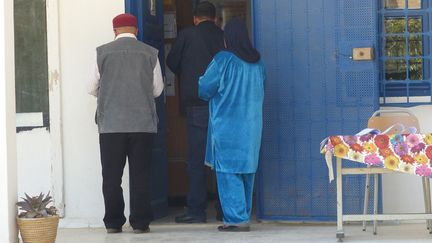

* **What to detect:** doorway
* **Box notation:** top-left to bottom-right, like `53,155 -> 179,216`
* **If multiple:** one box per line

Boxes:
128,0 -> 382,222
163,0 -> 253,211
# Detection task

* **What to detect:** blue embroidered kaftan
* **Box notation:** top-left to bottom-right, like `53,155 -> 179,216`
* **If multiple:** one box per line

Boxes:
198,51 -> 265,174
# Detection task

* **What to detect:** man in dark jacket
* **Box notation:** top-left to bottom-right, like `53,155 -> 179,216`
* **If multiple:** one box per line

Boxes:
167,1 -> 224,223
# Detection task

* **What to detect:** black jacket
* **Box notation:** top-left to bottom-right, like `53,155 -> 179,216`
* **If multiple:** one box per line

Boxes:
167,21 -> 224,110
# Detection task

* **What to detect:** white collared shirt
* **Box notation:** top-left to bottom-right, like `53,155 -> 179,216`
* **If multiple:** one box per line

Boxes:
88,33 -> 164,98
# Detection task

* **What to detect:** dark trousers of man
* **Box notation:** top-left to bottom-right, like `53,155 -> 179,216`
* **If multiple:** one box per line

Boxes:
185,106 -> 210,219
99,132 -> 154,230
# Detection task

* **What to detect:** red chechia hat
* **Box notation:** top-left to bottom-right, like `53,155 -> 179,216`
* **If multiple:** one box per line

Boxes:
112,13 -> 137,28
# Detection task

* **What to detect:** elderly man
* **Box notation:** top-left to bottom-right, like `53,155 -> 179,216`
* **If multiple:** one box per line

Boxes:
88,13 -> 164,234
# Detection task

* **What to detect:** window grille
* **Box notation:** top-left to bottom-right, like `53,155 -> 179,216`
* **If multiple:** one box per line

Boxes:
380,0 -> 432,106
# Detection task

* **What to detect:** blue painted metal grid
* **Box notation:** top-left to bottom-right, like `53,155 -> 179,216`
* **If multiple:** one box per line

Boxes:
379,0 -> 432,106
125,0 -> 168,219
254,0 -> 380,221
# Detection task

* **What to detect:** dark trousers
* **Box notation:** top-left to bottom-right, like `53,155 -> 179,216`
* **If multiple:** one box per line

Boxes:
185,106 -> 211,218
99,132 -> 154,230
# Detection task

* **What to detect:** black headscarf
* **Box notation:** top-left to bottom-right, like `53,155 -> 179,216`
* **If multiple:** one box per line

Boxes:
224,18 -> 260,63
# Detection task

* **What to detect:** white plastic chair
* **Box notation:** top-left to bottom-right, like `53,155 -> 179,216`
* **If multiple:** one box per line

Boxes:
363,109 -> 432,234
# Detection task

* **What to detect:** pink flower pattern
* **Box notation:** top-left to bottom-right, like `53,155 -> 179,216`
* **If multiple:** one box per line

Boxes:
343,136 -> 358,145
393,142 -> 408,156
324,133 -> 432,178
406,134 -> 420,148
364,154 -> 382,166
411,143 -> 425,154
416,165 -> 432,177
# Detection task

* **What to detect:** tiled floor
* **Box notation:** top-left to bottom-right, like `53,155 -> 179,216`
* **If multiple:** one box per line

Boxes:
53,205 -> 432,242
57,222 -> 432,243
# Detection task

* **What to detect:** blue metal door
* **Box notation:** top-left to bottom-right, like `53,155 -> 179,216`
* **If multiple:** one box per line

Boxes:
125,0 -> 168,219
254,0 -> 380,221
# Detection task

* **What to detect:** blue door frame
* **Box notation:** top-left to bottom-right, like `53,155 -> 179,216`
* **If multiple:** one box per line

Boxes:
125,0 -> 168,219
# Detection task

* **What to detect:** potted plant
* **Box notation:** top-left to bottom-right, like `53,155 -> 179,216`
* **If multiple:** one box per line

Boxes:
16,192 -> 59,243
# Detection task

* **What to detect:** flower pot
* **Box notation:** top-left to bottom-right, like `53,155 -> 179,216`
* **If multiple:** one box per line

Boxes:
17,215 -> 59,243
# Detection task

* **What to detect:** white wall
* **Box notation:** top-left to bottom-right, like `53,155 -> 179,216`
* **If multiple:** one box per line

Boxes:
382,106 -> 432,214
17,129 -> 51,196
0,0 -> 18,241
16,0 -> 124,228
58,0 -> 124,227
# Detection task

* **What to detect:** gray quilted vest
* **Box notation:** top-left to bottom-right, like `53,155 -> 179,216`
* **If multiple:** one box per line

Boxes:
96,37 -> 159,133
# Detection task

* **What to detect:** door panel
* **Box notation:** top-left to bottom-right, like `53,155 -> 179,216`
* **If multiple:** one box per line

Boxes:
125,0 -> 168,219
254,0 -> 379,221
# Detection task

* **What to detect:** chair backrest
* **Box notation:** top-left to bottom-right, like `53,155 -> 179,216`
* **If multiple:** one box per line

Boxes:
368,110 -> 420,134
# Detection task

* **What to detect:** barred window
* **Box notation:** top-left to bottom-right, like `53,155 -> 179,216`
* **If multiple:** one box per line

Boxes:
380,0 -> 432,105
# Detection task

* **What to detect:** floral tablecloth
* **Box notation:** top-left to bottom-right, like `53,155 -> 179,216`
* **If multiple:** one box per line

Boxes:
322,133 -> 432,180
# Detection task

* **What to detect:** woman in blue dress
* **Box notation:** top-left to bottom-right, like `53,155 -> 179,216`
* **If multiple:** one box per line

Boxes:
199,18 -> 265,232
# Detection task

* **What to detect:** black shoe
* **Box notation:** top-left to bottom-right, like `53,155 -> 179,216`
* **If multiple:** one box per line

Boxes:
106,228 -> 122,234
174,214 -> 206,223
133,227 -> 150,234
217,225 -> 250,232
